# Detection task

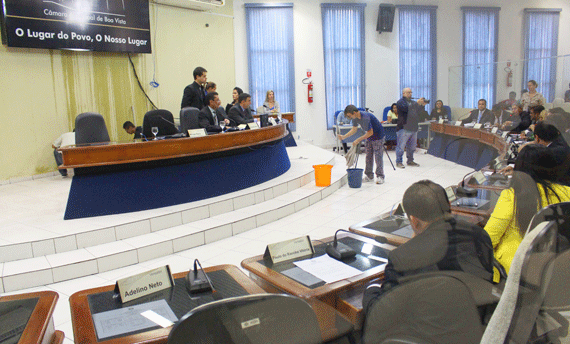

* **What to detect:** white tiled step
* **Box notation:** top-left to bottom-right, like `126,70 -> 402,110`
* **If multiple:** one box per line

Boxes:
0,155 -> 348,292
0,143 -> 336,264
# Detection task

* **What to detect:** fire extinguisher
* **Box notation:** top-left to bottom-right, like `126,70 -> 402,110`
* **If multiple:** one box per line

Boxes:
303,69 -> 313,103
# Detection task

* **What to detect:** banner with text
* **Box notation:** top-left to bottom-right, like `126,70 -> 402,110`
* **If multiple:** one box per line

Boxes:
1,0 -> 151,53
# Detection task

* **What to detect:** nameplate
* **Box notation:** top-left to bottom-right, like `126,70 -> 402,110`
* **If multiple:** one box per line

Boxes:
502,131 -> 508,138
473,123 -> 483,129
491,127 -> 498,134
264,236 -> 314,264
455,121 -> 462,126
472,171 -> 487,184
187,129 -> 207,138
248,122 -> 260,130
238,124 -> 248,130
445,186 -> 457,203
116,266 -> 174,303
506,136 -> 513,144
438,119 -> 444,124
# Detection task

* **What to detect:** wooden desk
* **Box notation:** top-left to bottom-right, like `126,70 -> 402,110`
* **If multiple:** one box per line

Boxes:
241,233 -> 394,329
0,290 -> 64,344
69,265 -> 263,344
449,186 -> 502,223
252,112 -> 295,123
462,171 -> 510,192
430,122 -> 509,158
59,122 -> 288,169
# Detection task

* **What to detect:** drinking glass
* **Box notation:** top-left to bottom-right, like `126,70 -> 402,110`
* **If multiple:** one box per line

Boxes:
220,121 -> 226,132
151,127 -> 158,140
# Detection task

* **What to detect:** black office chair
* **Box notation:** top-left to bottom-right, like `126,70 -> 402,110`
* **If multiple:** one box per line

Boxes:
179,107 -> 201,135
363,272 -> 489,344
167,294 -> 323,344
142,109 -> 179,138
74,112 -> 110,145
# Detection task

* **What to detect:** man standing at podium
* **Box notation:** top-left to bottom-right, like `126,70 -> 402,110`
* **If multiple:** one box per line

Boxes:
396,88 -> 426,168
338,105 -> 385,184
362,180 -> 494,314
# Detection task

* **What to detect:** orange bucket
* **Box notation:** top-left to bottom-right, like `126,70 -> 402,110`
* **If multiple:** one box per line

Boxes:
313,164 -> 333,187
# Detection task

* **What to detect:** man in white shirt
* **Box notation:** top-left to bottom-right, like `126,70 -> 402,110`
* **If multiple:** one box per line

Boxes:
52,131 -> 75,176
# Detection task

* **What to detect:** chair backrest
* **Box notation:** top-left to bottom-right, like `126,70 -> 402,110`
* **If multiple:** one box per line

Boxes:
481,218 -> 564,344
363,272 -> 485,344
179,107 -> 201,134
167,294 -> 323,344
382,106 -> 391,122
75,112 -> 110,145
143,109 -> 179,137
443,105 -> 452,118
552,97 -> 564,108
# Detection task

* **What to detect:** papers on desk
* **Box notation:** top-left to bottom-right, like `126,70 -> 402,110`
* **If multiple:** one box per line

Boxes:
92,299 -> 177,340
293,254 -> 363,284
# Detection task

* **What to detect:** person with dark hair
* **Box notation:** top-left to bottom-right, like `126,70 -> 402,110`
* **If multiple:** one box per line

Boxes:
490,104 -> 509,127
228,92 -> 254,125
520,80 -> 546,112
529,105 -> 546,128
362,180 -> 494,313
461,99 -> 493,125
429,100 -> 448,121
52,130 -> 75,176
532,121 -> 570,184
181,66 -> 207,109
498,91 -> 517,110
225,87 -> 243,114
122,121 -> 142,139
205,82 -> 216,94
338,105 -> 386,184
384,103 -> 398,124
565,83 -> 570,103
485,144 -> 570,277
199,92 -> 230,132
396,88 -> 426,168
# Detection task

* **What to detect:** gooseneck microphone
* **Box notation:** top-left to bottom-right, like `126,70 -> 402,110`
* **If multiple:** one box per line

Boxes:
186,259 -> 213,294
456,170 -> 478,198
326,229 -> 357,261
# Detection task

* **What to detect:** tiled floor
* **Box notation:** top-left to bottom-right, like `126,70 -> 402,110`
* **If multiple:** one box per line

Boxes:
1,147 -> 475,343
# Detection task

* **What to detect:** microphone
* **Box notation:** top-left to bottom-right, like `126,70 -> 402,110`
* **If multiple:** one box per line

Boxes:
325,229 -> 357,261
457,170 -> 478,198
186,259 -> 213,294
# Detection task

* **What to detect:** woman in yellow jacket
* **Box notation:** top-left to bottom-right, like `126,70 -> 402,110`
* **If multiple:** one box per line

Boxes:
485,144 -> 570,276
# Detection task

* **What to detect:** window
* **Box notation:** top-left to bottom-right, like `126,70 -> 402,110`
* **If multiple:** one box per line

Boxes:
523,9 -> 560,102
398,6 -> 437,111
245,3 -> 295,123
462,7 -> 500,108
321,3 -> 366,129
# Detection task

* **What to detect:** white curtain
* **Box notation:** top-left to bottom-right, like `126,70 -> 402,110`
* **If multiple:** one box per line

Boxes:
398,5 -> 437,112
245,3 -> 295,126
321,3 -> 366,129
462,7 -> 500,108
523,9 -> 560,102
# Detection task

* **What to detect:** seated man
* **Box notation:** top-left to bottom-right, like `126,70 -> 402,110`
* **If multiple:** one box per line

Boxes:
228,93 -> 254,125
199,92 -> 230,133
462,99 -> 493,125
362,180 -> 494,314
123,121 -> 142,139
534,121 -> 570,184
52,131 -> 75,176
490,104 -> 510,128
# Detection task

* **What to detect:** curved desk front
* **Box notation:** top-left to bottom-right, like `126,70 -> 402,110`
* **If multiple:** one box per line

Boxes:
59,124 -> 291,220
428,122 -> 509,170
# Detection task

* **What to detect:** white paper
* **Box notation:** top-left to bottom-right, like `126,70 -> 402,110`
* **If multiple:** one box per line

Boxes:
92,299 -> 177,339
293,254 -> 362,284
141,310 -> 174,328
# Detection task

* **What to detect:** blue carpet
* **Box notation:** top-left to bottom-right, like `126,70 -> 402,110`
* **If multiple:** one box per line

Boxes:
64,141 -> 291,220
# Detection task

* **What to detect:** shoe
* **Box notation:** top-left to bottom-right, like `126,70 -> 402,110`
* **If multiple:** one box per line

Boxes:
396,163 -> 405,169
407,161 -> 420,167
363,176 -> 373,183
376,177 -> 384,184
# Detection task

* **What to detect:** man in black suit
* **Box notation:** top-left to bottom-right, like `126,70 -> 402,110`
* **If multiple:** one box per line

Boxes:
462,99 -> 493,125
533,121 -> 570,184
199,92 -> 230,133
228,93 -> 254,125
490,104 -> 510,128
181,67 -> 207,109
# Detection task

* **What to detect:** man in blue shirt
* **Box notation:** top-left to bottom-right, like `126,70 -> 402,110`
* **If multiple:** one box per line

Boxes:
338,105 -> 386,184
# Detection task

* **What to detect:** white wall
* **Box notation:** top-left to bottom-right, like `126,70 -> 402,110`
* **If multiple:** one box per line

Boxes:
233,0 -> 570,148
